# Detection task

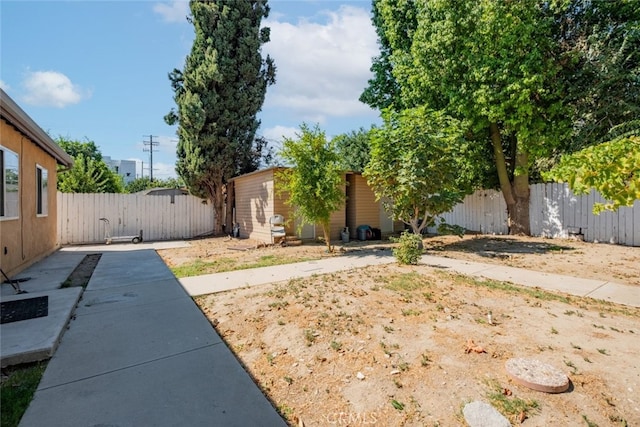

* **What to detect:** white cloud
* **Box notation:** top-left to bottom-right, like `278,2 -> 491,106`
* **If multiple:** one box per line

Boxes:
0,80 -> 9,91
156,135 -> 179,149
153,1 -> 189,24
22,70 -> 88,108
260,125 -> 299,143
263,5 -> 378,121
151,162 -> 178,179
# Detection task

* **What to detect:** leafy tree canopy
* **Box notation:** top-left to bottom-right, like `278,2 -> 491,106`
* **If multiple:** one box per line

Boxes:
56,137 -> 103,161
332,127 -> 372,173
276,124 -> 345,252
57,137 -> 123,193
555,0 -> 640,152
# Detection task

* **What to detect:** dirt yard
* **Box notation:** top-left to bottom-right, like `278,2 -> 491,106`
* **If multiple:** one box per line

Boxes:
158,235 -> 640,426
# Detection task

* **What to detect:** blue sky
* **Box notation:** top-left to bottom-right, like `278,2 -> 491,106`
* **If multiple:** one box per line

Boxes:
1,0 -> 381,179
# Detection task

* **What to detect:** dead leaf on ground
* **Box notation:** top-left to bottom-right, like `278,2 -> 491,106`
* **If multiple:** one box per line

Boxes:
518,411 -> 527,423
465,339 -> 487,354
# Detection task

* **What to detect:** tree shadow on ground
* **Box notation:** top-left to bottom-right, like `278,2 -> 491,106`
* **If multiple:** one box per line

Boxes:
425,236 -> 576,257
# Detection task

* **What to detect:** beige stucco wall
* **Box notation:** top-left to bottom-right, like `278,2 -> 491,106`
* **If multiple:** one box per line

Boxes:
1,119 -> 59,276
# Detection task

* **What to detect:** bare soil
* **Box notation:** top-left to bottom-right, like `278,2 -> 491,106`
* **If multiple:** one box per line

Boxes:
158,235 -> 640,426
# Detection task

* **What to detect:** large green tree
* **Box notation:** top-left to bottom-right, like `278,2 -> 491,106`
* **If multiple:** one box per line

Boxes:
57,138 -> 123,193
165,0 -> 276,234
366,0 -> 570,235
277,124 -> 345,252
364,0 -> 639,234
364,106 -> 471,235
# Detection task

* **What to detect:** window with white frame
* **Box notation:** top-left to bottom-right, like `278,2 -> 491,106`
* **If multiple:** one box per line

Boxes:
1,146 -> 20,219
36,164 -> 48,216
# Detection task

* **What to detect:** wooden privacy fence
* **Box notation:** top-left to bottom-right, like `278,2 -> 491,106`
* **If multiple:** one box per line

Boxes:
429,183 -> 639,247
57,192 -> 215,245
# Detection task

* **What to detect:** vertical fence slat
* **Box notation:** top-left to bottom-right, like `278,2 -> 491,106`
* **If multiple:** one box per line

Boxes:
633,199 -> 640,246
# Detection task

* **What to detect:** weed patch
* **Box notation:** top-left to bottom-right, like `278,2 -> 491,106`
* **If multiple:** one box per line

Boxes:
1,362 -> 47,427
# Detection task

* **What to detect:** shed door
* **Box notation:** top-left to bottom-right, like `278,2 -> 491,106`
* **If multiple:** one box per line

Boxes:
379,199 -> 394,233
295,217 -> 316,239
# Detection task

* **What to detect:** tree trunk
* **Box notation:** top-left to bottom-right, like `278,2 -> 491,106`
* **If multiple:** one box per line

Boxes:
225,181 -> 235,236
322,222 -> 333,253
510,151 -> 531,235
211,185 -> 225,235
489,122 -> 531,235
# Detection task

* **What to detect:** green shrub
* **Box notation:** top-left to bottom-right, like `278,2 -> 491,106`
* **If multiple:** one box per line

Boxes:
391,231 -> 424,265
437,222 -> 465,238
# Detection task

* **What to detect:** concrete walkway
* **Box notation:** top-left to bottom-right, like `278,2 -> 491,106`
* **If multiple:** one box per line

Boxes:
15,248 -> 286,427
180,250 -> 640,308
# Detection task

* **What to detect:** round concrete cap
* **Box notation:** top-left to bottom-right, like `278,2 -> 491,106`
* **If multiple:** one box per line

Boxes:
463,401 -> 510,427
505,357 -> 570,393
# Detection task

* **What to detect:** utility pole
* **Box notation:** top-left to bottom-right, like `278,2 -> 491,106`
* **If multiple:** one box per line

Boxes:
143,135 -> 159,181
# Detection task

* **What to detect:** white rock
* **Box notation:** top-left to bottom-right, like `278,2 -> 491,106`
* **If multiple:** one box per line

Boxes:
356,372 -> 365,380
463,401 -> 510,427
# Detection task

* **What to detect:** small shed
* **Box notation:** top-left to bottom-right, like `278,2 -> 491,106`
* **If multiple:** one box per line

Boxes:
230,167 -> 398,244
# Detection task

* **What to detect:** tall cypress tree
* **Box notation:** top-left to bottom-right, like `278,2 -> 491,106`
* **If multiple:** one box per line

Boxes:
165,0 -> 276,233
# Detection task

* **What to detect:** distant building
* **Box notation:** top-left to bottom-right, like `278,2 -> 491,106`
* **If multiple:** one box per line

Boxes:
103,156 -> 136,184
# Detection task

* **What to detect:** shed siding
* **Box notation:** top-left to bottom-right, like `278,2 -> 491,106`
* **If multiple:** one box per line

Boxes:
234,169 -> 275,243
347,174 -> 379,238
314,202 -> 346,242
314,182 -> 346,241
272,173 -> 293,234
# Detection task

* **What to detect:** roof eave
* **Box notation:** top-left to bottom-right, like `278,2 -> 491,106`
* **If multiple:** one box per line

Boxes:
0,89 -> 74,168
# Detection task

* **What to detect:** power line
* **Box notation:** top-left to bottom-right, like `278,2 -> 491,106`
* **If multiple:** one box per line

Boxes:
142,135 -> 159,181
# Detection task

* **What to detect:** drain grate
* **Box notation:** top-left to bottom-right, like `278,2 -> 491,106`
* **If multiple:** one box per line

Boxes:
1,296 -> 49,324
